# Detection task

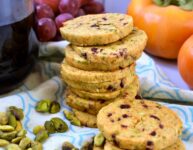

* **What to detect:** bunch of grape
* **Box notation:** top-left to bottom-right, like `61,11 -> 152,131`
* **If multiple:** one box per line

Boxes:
34,0 -> 104,42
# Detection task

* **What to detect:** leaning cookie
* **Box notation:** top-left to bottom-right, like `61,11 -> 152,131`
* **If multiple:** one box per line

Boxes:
62,75 -> 135,93
72,109 -> 97,128
60,13 -> 133,46
65,45 -> 131,71
97,100 -> 183,150
71,28 -> 147,69
70,76 -> 139,100
104,139 -> 185,150
61,60 -> 134,83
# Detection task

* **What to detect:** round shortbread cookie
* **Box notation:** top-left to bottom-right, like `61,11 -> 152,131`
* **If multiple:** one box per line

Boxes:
70,76 -> 139,100
65,45 -> 131,71
104,139 -> 185,150
60,13 -> 133,46
72,109 -> 97,128
69,28 -> 147,70
60,60 -> 134,83
97,100 -> 183,150
62,74 -> 135,93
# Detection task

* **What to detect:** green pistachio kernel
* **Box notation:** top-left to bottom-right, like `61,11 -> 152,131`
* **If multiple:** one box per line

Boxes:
31,141 -> 43,150
11,137 -> 23,144
0,131 -> 17,141
33,126 -> 45,135
63,110 -> 81,126
62,142 -> 78,150
35,130 -> 49,143
0,139 -> 9,147
51,117 -> 68,133
35,99 -> 51,113
19,137 -> 31,150
44,121 -> 56,134
94,133 -> 105,147
8,106 -> 24,121
8,113 -> 17,128
0,125 -> 15,132
0,112 -> 8,125
6,144 -> 21,150
49,101 -> 61,114
17,129 -> 27,137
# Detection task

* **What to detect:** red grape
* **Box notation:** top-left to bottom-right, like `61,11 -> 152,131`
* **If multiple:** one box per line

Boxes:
76,9 -> 86,17
35,3 -> 55,19
35,0 -> 60,14
55,13 -> 74,29
78,0 -> 90,7
83,1 -> 104,14
58,0 -> 80,16
36,18 -> 57,42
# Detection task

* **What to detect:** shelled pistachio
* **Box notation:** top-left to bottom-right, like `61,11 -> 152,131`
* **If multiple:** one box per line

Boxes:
94,133 -> 105,147
63,110 -> 81,126
35,130 -> 49,143
44,121 -> 56,134
62,142 -> 78,150
0,112 -> 8,125
51,117 -> 68,133
49,101 -> 61,114
8,107 -> 24,120
35,99 -> 51,113
33,126 -> 45,135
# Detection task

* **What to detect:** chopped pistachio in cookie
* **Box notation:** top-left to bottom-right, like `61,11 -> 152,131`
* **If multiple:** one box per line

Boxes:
97,100 -> 183,150
62,74 -> 135,93
104,139 -> 185,150
72,109 -> 97,128
60,60 -> 134,83
65,45 -> 132,71
69,76 -> 139,100
71,28 -> 147,67
60,13 -> 133,46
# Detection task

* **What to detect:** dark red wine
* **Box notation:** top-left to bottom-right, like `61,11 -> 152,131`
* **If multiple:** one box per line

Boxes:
0,13 -> 38,94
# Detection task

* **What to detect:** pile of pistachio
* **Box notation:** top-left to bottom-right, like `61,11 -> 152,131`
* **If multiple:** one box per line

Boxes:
0,106 -> 42,150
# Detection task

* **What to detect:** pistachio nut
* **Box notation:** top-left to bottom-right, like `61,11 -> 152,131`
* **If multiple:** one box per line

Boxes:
17,129 -> 27,137
16,121 -> 22,131
33,126 -> 45,135
27,148 -> 32,150
19,137 -> 31,150
35,130 -> 49,143
94,133 -> 105,147
8,113 -> 17,128
81,140 -> 94,150
0,131 -> 17,141
0,139 -> 9,147
8,106 -> 24,121
0,125 -> 14,132
51,117 -> 68,133
0,112 -> 8,125
49,101 -> 60,114
31,141 -> 43,150
35,99 -> 51,113
62,142 -> 78,150
11,137 -> 23,144
6,144 -> 21,150
63,110 -> 81,126
44,121 -> 55,134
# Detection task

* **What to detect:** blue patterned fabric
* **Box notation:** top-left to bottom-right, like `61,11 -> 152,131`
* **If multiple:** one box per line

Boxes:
0,41 -> 192,150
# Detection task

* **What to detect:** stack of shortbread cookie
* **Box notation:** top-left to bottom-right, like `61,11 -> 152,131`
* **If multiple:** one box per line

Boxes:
60,13 -> 147,128
96,100 -> 184,150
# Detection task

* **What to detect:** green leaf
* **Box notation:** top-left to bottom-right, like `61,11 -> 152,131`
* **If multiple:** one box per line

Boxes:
153,0 -> 172,6
180,0 -> 193,10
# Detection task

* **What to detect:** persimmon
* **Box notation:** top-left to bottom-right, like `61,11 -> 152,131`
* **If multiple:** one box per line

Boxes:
178,35 -> 193,89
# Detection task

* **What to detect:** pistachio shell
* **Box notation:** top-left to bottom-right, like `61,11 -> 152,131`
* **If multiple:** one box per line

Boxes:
35,130 -> 49,143
49,101 -> 61,114
33,126 -> 45,135
0,112 -> 8,125
63,110 -> 81,126
44,121 -> 56,134
0,125 -> 14,132
94,133 -> 105,147
6,144 -> 21,150
19,137 -> 31,150
0,139 -> 9,147
51,117 -> 68,133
